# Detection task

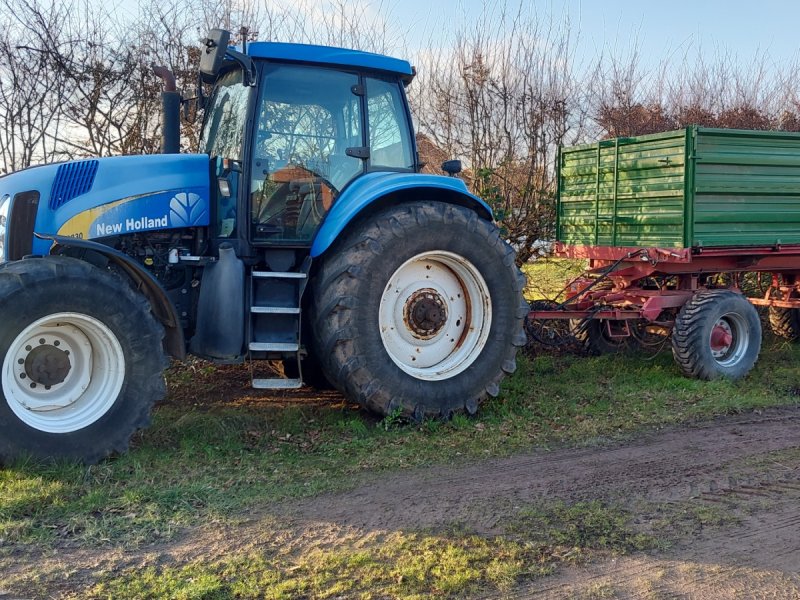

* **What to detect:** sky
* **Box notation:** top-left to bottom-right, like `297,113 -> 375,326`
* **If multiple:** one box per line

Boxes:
104,0 -> 800,70
388,0 -> 800,69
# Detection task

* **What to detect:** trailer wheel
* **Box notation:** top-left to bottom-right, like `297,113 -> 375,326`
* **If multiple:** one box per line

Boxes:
671,289 -> 761,380
768,306 -> 800,341
0,256 -> 166,463
571,319 -> 629,354
311,201 -> 527,418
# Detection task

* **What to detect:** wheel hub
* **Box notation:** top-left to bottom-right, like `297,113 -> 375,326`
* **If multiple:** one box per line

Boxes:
710,320 -> 734,357
404,289 -> 447,338
24,344 -> 71,387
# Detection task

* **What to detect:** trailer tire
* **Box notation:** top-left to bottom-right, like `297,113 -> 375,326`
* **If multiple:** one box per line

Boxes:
311,201 -> 527,419
571,319 -> 629,355
671,289 -> 761,380
0,256 -> 167,464
768,306 -> 800,341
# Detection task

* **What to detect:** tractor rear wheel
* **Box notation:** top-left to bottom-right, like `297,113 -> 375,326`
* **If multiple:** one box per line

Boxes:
768,306 -> 800,341
671,289 -> 761,380
0,256 -> 167,463
311,201 -> 527,419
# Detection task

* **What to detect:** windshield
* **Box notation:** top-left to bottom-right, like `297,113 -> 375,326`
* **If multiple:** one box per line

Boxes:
201,69 -> 250,160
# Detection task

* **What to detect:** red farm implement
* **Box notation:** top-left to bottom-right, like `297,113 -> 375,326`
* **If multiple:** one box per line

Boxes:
527,127 -> 800,379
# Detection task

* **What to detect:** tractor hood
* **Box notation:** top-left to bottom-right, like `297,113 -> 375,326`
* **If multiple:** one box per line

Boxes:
0,154 -> 210,257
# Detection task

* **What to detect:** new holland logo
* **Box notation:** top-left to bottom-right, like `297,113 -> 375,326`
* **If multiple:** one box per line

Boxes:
95,216 -> 169,236
170,192 -> 206,227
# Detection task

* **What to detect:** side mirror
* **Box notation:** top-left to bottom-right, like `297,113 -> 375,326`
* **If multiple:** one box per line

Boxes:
200,29 -> 231,83
441,160 -> 462,177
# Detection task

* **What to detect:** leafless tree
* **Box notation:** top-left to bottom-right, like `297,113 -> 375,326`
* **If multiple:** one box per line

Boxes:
413,2 -> 585,263
3,0 -> 800,257
0,0 -> 70,172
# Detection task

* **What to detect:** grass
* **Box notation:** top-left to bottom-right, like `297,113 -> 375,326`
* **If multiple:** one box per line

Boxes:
523,257 -> 586,301
83,501 -> 653,600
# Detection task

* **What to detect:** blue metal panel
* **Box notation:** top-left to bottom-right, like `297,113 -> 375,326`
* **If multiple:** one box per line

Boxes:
0,154 -> 211,255
309,172 -> 492,257
50,159 -> 99,209
244,42 -> 413,76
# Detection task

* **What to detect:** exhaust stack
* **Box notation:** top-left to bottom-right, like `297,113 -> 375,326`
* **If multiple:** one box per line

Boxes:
152,65 -> 181,154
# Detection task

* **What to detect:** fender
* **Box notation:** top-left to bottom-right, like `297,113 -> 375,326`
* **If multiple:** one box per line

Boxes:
310,172 -> 493,257
37,234 -> 186,359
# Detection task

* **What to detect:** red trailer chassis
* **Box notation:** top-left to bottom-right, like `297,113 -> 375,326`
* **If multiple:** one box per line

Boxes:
527,243 -> 800,379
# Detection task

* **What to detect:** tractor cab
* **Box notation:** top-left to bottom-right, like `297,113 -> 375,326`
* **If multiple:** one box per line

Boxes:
199,30 -> 417,252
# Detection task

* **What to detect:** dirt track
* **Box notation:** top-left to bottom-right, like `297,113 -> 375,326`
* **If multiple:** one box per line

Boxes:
286,407 -> 800,598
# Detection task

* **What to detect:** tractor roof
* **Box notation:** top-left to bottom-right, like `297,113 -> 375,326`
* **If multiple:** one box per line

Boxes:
243,42 -> 414,78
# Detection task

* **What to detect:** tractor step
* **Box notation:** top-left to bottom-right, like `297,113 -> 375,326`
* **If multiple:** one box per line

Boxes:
250,306 -> 301,314
252,271 -> 307,279
249,342 -> 300,352
248,258 -> 312,391
252,378 -> 303,390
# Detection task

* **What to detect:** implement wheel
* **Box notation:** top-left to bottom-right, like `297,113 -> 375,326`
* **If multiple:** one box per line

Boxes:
768,306 -> 800,341
311,201 -> 527,419
571,319 -> 629,355
0,256 -> 166,463
671,289 -> 761,380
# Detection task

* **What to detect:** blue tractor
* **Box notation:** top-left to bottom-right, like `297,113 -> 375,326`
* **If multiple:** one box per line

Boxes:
0,30 -> 527,462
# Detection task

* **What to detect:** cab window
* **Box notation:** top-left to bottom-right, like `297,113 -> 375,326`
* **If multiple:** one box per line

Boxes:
250,64 -> 363,243
366,77 -> 414,170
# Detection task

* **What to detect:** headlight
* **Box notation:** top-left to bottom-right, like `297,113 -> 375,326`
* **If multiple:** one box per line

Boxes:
0,193 -> 10,263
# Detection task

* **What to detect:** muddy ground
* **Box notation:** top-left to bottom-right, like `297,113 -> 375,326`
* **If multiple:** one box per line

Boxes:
4,406 -> 800,598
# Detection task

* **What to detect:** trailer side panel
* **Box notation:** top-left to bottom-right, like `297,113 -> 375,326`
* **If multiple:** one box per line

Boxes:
558,130 -> 688,248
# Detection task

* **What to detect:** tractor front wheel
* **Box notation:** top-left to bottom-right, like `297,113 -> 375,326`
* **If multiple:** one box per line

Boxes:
0,256 -> 167,463
311,201 -> 527,419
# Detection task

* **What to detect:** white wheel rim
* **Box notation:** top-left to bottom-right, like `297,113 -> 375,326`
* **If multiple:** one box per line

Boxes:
2,312 -> 125,433
378,251 -> 492,381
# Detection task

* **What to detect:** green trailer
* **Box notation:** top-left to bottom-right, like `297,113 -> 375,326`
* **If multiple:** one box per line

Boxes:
558,126 -> 800,250
528,127 -> 800,381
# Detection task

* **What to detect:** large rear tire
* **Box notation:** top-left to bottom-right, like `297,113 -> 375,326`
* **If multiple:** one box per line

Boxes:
671,289 -> 761,380
0,256 -> 167,463
311,201 -> 527,418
